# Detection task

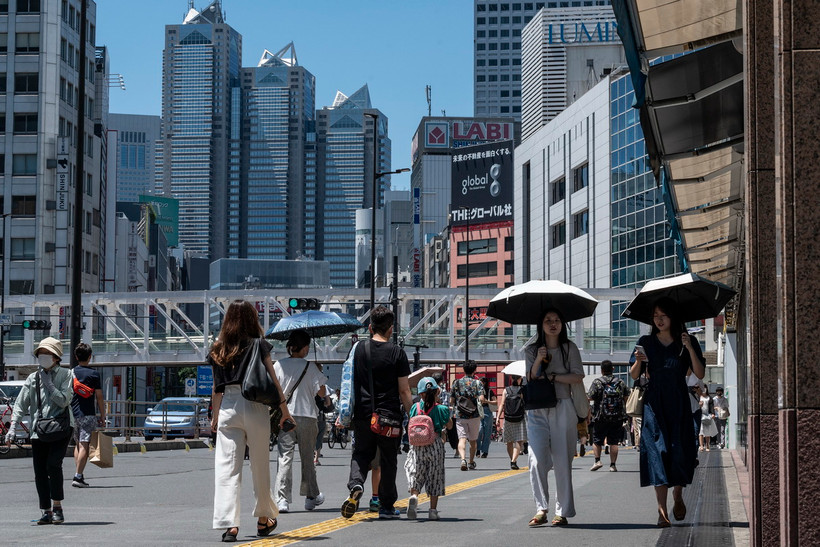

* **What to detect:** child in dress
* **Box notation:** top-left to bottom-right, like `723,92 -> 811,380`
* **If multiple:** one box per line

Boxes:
404,377 -> 452,520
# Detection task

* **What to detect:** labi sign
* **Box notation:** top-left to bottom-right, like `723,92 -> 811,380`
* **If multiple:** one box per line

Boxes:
451,140 -> 514,228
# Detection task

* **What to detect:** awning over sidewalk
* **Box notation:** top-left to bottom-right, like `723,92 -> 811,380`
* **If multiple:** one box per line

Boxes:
612,0 -> 744,324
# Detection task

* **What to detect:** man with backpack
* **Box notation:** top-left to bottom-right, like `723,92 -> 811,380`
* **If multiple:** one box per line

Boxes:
449,361 -> 485,471
70,343 -> 105,488
587,360 -> 628,472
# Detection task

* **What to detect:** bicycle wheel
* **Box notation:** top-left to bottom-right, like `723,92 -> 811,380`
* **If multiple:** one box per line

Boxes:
339,432 -> 347,449
327,430 -> 336,449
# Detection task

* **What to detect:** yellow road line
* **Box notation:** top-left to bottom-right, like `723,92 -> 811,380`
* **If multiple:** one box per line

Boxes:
241,467 -> 528,547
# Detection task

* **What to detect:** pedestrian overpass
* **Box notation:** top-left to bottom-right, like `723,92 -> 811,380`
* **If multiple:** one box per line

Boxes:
0,287 -> 642,369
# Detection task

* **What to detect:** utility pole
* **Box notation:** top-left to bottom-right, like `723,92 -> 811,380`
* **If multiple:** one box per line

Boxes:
70,0 -> 89,368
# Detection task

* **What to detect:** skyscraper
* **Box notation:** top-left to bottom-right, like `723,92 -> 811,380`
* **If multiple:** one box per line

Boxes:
159,0 -> 241,258
473,0 -> 612,122
0,0 -> 106,297
109,114 -> 161,202
315,85 -> 391,288
237,44 -> 316,260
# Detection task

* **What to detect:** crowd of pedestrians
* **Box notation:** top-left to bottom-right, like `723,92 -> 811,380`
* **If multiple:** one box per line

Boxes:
3,297 -> 731,538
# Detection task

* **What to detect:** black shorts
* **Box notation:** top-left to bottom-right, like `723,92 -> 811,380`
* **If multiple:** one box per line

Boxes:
591,420 -> 625,446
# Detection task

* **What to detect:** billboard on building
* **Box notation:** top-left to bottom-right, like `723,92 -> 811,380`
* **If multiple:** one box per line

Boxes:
139,195 -> 179,247
450,140 -> 514,227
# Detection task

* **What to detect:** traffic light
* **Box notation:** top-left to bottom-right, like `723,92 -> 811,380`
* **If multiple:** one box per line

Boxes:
22,320 -> 51,330
288,298 -> 319,311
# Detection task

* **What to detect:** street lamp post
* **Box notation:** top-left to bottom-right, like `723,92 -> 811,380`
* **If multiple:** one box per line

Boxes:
362,111 -> 409,314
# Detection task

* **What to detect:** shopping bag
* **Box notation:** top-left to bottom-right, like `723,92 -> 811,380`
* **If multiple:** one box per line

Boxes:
89,430 -> 114,468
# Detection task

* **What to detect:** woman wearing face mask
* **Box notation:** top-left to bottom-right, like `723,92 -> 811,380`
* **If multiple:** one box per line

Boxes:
4,337 -> 74,524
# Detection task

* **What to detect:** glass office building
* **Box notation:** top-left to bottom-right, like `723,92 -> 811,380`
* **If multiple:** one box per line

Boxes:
316,85 -> 391,287
160,2 -> 241,258
237,46 -> 316,260
609,74 -> 680,349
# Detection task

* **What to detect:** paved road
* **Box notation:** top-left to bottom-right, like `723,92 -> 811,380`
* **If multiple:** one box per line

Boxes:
0,441 -> 739,546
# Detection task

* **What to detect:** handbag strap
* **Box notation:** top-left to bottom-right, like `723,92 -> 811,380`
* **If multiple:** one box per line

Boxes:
35,372 -> 43,419
365,340 -> 376,415
286,363 -> 311,404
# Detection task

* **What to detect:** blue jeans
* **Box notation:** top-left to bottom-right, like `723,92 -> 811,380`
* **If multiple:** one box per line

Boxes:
477,406 -> 493,454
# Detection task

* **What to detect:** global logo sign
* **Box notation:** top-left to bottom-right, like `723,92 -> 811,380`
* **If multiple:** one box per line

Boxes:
425,122 -> 449,148
462,163 -> 502,197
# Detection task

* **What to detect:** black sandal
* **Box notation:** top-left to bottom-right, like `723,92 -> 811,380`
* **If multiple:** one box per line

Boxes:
221,527 -> 238,542
257,517 -> 277,537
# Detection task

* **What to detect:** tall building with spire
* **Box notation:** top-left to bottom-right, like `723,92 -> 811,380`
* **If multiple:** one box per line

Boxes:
236,44 -> 316,260
315,85 -> 391,287
159,0 -> 241,258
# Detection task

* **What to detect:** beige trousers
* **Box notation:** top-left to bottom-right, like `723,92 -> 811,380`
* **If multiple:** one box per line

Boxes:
213,385 -> 277,528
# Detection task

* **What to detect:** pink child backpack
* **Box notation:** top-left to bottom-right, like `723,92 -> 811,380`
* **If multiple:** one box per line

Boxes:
408,402 -> 436,447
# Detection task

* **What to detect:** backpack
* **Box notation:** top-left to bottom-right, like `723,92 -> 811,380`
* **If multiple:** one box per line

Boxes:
455,378 -> 478,417
72,372 -> 95,399
503,386 -> 525,423
408,402 -> 436,447
598,378 -> 625,421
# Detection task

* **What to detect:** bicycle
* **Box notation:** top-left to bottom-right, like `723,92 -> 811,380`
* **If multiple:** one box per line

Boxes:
0,402 -> 30,455
327,422 -> 348,449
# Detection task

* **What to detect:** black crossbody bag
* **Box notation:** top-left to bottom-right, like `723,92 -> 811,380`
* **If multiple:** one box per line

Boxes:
33,373 -> 72,442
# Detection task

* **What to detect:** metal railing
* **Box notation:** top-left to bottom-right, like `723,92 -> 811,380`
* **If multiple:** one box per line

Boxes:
102,399 -> 210,442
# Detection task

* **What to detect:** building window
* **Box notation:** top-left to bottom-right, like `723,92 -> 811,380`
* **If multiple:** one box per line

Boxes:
572,209 -> 589,238
15,32 -> 39,53
0,1 -> 8,13
0,73 -> 5,93
11,237 -> 34,259
477,17 -> 485,24
14,73 -> 38,94
550,222 -> 566,249
504,259 -> 514,275
505,236 -> 514,251
12,153 -> 36,174
458,238 -> 497,256
16,0 -> 40,13
457,261 -> 498,279
0,33 -> 7,53
549,176 -> 565,205
11,194 -> 35,215
9,279 -> 33,294
13,113 -> 37,133
477,43 -> 486,51
477,75 -> 485,82
572,162 -> 589,192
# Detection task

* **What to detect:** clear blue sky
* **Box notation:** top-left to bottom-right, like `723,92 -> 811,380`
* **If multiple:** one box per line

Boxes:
96,0 -> 475,191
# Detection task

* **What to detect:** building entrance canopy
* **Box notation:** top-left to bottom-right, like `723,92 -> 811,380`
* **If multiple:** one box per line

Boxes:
611,0 -> 744,325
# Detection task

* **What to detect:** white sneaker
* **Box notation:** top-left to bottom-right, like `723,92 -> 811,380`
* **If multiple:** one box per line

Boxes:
277,499 -> 289,513
428,508 -> 440,521
590,461 -> 603,471
305,492 -> 325,511
407,494 -> 418,520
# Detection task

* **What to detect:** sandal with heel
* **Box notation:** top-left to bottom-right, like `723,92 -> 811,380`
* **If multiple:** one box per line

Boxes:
221,527 -> 238,542
528,510 -> 548,527
257,517 -> 277,537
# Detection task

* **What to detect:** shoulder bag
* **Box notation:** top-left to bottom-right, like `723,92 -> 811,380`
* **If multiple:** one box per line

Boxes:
241,338 -> 282,406
366,341 -> 402,438
455,379 -> 479,417
336,342 -> 359,428
270,362 -> 310,438
626,364 -> 646,418
33,373 -> 72,443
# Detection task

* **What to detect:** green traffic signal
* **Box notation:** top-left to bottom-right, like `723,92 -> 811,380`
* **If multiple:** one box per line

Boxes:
288,298 -> 299,309
21,319 -> 51,330
22,320 -> 31,329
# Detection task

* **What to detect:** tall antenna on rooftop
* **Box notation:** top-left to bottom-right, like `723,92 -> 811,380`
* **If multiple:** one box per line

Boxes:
426,85 -> 431,117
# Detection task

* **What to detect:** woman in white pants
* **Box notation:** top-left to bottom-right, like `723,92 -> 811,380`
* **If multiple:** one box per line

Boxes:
209,300 -> 293,542
525,309 -> 585,527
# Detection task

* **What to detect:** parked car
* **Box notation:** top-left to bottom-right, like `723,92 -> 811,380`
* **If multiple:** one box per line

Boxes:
0,380 -> 31,440
143,397 -> 210,441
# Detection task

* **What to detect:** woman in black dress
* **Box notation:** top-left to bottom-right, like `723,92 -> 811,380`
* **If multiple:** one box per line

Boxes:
629,298 -> 705,527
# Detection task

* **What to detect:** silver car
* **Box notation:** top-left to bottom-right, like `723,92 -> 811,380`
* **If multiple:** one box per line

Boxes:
143,397 -> 210,441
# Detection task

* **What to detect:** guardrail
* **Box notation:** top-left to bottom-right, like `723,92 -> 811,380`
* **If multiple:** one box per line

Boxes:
102,399 -> 210,442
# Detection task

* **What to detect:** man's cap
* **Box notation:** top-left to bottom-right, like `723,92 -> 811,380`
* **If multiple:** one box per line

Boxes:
417,377 -> 440,393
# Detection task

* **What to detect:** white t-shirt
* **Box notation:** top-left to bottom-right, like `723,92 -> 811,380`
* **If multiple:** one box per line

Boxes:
274,357 -> 328,418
